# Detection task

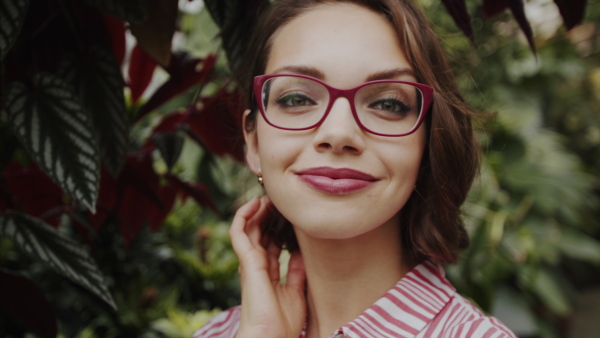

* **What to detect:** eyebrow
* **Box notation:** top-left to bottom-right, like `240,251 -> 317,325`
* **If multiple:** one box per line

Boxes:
269,65 -> 415,82
270,65 -> 326,79
366,68 -> 415,81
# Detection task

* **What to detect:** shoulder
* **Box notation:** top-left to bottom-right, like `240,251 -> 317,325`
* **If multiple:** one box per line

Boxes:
192,306 -> 241,338
422,294 -> 516,338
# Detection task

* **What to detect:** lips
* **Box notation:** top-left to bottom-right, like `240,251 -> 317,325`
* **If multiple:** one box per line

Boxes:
296,167 -> 379,194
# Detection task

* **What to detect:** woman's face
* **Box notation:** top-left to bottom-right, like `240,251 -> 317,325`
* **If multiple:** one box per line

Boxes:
245,3 -> 426,240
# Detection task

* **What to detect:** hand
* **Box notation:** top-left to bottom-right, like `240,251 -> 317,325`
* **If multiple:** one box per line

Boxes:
229,196 -> 307,338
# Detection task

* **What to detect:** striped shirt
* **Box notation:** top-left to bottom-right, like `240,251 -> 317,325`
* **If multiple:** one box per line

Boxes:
193,261 -> 516,338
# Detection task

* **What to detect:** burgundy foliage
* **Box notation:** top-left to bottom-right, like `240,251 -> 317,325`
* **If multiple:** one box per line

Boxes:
0,271 -> 57,338
2,162 -> 64,228
115,154 -> 173,243
505,0 -> 536,53
441,0 -> 474,43
482,0 -> 509,19
129,45 -> 158,104
554,0 -> 587,30
101,14 -> 127,66
165,174 -> 220,215
135,53 -> 217,121
185,87 -> 246,162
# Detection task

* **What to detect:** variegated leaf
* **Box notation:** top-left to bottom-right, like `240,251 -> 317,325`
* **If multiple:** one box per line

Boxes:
0,212 -> 116,309
82,0 -> 147,23
0,0 -> 29,61
4,73 -> 100,212
204,0 -> 270,74
59,46 -> 129,177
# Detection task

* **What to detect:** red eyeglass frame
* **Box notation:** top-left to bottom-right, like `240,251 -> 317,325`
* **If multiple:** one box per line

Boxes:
253,73 -> 434,137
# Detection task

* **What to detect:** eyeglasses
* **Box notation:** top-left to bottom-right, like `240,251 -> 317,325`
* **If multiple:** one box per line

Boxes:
253,74 -> 433,137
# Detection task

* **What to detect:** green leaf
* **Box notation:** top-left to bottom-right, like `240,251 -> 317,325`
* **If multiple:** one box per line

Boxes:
556,228 -> 600,264
532,268 -> 571,316
0,212 -> 116,309
0,0 -> 29,61
151,132 -> 184,172
82,0 -> 147,23
4,73 -> 100,212
59,45 -> 129,177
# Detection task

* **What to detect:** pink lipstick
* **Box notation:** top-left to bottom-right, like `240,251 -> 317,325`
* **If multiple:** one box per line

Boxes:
296,167 -> 379,194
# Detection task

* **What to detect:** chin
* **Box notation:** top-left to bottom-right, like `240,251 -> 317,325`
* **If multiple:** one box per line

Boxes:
287,213 -> 393,240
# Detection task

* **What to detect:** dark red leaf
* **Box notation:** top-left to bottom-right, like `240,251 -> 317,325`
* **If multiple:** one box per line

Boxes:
0,183 -> 10,213
506,0 -> 536,53
483,0 -> 508,18
102,14 -> 127,66
116,155 -> 161,239
184,86 -> 245,162
129,44 -> 158,104
2,162 -> 65,227
152,112 -> 186,133
0,271 -> 57,338
116,187 -> 148,244
136,53 -> 217,121
148,184 -> 179,231
140,112 -> 186,152
116,154 -> 171,244
165,174 -> 219,214
441,0 -> 474,43
130,0 -> 178,67
553,0 -> 587,30
117,154 -> 164,211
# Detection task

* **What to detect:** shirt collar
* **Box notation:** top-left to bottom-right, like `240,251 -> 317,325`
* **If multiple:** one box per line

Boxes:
336,261 -> 455,338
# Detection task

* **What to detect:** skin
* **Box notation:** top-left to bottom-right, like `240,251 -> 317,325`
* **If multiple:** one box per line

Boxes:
230,3 -> 427,337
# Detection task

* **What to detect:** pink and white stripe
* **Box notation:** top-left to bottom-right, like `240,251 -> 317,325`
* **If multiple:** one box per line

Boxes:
193,261 -> 516,338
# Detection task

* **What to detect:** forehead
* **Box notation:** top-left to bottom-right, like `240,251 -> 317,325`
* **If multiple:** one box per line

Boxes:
265,2 -> 413,85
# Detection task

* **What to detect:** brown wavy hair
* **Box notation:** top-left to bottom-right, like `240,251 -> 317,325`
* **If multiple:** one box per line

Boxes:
238,0 -> 479,265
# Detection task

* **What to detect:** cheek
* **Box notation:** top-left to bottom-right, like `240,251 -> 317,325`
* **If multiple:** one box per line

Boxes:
256,125 -> 301,176
381,131 -> 426,179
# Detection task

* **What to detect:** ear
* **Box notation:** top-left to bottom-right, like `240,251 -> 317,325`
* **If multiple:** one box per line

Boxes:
243,109 -> 261,175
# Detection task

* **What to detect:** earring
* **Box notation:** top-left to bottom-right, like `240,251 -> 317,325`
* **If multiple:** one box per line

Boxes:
257,174 -> 264,185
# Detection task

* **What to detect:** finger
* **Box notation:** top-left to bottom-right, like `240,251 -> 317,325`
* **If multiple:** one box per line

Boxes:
266,240 -> 282,283
258,195 -> 276,247
246,196 -> 271,248
229,197 -> 261,258
285,251 -> 306,291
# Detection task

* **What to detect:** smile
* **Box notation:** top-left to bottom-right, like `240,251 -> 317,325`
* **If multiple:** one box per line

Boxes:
296,167 -> 379,194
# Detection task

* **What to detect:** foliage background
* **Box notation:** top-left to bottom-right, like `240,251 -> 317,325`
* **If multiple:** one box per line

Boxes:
0,0 -> 599,337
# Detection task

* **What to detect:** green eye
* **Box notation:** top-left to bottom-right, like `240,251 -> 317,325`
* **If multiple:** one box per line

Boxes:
276,94 -> 316,107
370,99 -> 410,114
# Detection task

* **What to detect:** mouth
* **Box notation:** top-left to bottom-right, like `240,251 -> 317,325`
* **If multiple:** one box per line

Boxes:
295,167 -> 379,194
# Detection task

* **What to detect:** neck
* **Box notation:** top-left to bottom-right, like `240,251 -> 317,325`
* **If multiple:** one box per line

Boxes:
294,215 -> 412,338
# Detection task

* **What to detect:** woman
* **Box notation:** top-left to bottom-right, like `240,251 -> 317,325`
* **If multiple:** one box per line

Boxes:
195,0 -> 516,337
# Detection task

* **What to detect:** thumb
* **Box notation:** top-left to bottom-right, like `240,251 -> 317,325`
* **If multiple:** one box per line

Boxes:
285,251 -> 306,290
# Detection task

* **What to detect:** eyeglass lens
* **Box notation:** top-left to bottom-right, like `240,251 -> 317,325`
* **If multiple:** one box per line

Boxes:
261,76 -> 424,135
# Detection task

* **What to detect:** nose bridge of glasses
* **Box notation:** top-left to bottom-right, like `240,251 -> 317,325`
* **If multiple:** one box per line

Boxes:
319,91 -> 363,132
325,86 -> 358,115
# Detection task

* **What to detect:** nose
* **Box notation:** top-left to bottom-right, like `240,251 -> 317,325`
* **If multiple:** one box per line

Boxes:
312,97 -> 366,155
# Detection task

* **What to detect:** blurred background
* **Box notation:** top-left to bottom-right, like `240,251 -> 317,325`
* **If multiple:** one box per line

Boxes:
0,0 -> 599,337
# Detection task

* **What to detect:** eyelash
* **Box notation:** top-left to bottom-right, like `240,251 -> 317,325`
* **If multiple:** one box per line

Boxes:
368,97 -> 411,113
276,93 -> 316,107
